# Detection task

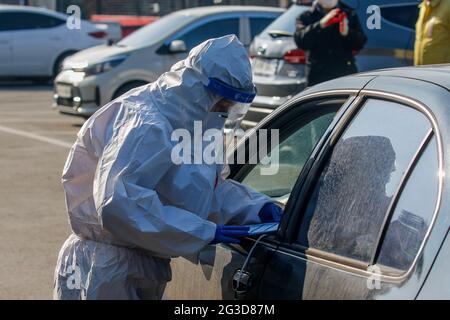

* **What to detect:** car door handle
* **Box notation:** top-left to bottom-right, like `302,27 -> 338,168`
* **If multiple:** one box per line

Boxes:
232,269 -> 253,299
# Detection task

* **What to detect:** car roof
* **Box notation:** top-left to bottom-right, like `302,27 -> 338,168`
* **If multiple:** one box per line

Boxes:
173,5 -> 285,17
359,65 -> 450,91
0,4 -> 67,19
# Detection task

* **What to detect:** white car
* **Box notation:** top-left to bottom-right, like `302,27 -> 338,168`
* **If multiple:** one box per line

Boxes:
0,5 -> 108,80
53,6 -> 284,118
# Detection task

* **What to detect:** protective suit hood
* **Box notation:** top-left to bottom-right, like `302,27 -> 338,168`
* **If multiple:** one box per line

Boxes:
149,35 -> 254,133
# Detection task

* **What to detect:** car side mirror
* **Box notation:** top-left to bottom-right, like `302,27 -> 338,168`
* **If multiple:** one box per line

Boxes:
169,40 -> 187,53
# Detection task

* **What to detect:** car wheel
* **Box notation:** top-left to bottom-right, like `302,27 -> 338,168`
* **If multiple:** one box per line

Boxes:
53,51 -> 77,79
112,81 -> 148,99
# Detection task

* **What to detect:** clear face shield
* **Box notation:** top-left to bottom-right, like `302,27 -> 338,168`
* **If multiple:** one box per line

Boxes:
206,78 -> 256,152
210,99 -> 250,128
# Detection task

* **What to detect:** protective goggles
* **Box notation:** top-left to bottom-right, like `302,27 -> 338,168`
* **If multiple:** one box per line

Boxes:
206,77 -> 256,104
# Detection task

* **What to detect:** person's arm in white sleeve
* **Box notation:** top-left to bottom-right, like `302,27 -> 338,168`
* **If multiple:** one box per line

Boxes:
212,177 -> 272,226
93,116 -> 216,257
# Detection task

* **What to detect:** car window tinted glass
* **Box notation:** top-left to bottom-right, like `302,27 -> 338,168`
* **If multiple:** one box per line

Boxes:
380,5 -> 419,30
241,111 -> 335,199
178,18 -> 240,50
296,99 -> 431,263
0,13 -> 11,31
377,136 -> 438,274
0,12 -> 65,31
259,5 -> 308,37
250,17 -> 275,39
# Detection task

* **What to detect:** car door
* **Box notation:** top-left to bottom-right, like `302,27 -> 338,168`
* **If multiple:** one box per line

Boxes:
10,11 -> 66,76
158,14 -> 243,72
162,93 -> 351,299
0,12 -> 15,76
252,91 -> 442,300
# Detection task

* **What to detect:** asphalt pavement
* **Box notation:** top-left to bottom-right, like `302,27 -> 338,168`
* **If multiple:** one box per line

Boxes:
0,84 -> 84,299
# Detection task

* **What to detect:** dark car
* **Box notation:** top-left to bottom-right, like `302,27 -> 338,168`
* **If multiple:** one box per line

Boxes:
164,65 -> 450,299
246,0 -> 421,128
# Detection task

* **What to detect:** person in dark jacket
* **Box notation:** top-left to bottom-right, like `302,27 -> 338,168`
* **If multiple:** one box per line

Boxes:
294,0 -> 367,87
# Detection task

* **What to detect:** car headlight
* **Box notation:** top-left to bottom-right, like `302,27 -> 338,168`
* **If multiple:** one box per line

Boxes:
83,54 -> 129,76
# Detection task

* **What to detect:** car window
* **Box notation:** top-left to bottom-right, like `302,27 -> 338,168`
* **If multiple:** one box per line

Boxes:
242,112 -> 335,199
177,18 -> 240,51
380,4 -> 419,30
259,5 -> 308,38
296,99 -> 432,263
238,98 -> 346,200
118,12 -> 196,48
0,12 -> 65,31
376,136 -> 439,274
250,17 -> 275,39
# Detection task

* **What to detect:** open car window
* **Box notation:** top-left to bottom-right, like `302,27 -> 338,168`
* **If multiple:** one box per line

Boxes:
234,97 -> 347,204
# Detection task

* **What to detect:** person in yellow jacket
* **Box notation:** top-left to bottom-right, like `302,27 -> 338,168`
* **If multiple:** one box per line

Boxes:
414,0 -> 450,65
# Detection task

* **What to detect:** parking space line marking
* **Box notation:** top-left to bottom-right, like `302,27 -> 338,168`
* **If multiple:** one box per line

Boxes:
0,125 -> 72,148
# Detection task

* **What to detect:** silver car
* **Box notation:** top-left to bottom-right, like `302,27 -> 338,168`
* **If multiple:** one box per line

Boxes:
53,6 -> 284,118
164,65 -> 450,300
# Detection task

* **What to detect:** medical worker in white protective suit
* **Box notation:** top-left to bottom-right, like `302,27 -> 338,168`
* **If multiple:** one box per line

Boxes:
53,35 -> 283,300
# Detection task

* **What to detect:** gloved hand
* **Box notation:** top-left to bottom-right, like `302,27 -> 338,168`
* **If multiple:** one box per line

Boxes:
258,203 -> 283,223
210,225 -> 250,244
320,8 -> 341,28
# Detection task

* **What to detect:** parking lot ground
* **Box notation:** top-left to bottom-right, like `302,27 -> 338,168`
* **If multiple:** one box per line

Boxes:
0,84 -> 83,299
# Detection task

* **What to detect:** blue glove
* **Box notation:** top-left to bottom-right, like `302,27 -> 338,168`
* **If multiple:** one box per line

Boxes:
210,225 -> 250,244
258,203 -> 283,223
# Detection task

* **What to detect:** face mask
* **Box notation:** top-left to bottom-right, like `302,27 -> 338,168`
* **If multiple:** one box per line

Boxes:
318,0 -> 338,9
227,103 -> 250,123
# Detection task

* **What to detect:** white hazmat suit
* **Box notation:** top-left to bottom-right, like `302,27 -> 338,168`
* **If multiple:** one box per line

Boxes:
53,35 -> 271,300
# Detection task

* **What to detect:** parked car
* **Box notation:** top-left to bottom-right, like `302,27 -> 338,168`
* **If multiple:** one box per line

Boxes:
246,0 -> 421,127
163,65 -> 450,299
0,5 -> 109,81
90,14 -> 159,39
53,6 -> 284,118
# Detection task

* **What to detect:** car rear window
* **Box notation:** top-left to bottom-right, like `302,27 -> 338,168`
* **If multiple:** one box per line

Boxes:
296,99 -> 432,263
259,5 -> 308,37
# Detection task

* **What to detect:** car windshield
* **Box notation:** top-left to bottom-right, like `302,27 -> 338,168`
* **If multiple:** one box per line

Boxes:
259,4 -> 308,37
117,12 -> 196,48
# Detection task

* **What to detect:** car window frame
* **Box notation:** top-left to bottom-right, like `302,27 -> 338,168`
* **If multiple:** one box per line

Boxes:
276,90 -> 443,283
